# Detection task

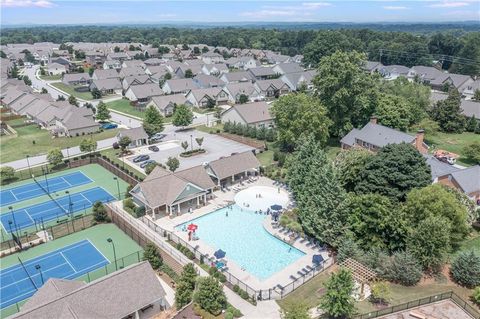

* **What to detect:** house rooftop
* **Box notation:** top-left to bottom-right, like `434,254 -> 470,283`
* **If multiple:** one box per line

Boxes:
208,151 -> 260,181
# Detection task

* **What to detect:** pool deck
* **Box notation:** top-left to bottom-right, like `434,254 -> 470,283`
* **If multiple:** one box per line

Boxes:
149,177 -> 332,292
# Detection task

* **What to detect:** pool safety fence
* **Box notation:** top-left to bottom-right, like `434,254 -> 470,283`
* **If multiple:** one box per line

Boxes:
353,291 -> 480,319
141,215 -> 333,301
1,192 -> 129,252
0,249 -> 144,318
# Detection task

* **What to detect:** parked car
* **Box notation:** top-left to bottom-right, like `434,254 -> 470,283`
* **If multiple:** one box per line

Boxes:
150,133 -> 166,142
437,156 -> 456,165
140,159 -> 156,168
133,155 -> 150,163
148,145 -> 159,152
101,122 -> 118,130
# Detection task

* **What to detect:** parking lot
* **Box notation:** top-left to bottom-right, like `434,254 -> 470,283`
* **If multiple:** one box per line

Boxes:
125,128 -> 255,173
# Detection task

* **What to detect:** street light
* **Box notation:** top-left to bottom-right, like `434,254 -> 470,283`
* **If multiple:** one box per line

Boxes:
190,134 -> 193,151
35,265 -> 44,285
42,166 -> 49,193
26,155 -> 32,176
107,238 -> 118,271
65,191 -> 73,216
66,147 -> 70,167
113,177 -> 121,199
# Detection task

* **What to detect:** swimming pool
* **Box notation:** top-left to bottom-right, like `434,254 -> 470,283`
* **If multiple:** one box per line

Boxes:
175,205 -> 305,280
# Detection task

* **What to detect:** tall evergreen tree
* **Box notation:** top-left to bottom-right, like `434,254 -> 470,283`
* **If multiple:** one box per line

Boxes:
431,89 -> 465,133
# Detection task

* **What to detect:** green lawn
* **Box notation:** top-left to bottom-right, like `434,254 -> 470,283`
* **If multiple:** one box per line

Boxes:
51,82 -> 94,100
195,124 -> 224,134
0,223 -> 142,318
0,123 -> 119,163
257,149 -> 275,166
106,99 -> 145,119
0,164 -> 129,237
452,229 -> 480,257
39,74 -> 62,81
424,131 -> 478,166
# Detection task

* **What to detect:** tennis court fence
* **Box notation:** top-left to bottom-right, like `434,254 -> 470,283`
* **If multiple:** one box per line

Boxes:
1,249 -> 144,318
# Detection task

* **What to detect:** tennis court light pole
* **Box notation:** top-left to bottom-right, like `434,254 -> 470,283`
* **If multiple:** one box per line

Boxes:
35,265 -> 44,285
26,155 -> 32,176
113,177 -> 120,199
107,238 -> 118,271
8,206 -> 20,240
42,166 -> 49,193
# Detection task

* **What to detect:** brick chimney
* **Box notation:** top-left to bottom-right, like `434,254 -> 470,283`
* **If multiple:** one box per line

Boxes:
415,129 -> 426,153
370,116 -> 378,125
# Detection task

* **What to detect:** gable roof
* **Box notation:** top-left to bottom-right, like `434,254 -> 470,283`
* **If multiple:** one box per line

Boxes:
449,165 -> 480,194
460,100 -> 480,119
120,66 -> 146,78
248,66 -> 276,77
221,71 -> 254,83
128,83 -> 164,100
224,82 -> 258,97
342,122 -> 415,148
273,62 -> 303,74
223,101 -> 273,124
118,126 -> 148,141
208,152 -> 260,180
424,155 -> 460,181
150,94 -> 188,111
91,78 -> 122,91
93,68 -> 119,80
187,87 -> 225,102
193,74 -> 225,88
62,72 -> 91,83
254,79 -> 287,92
164,78 -> 197,92
11,262 -> 165,319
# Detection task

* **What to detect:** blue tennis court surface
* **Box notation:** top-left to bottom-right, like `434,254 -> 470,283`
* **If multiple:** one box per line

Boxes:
0,240 -> 109,309
0,187 -> 115,233
0,171 -> 92,207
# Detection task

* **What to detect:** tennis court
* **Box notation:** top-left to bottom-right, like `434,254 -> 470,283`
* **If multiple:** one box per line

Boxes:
0,187 -> 115,233
0,239 -> 109,309
0,171 -> 92,207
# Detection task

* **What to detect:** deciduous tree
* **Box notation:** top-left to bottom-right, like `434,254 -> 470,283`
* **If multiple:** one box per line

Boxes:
172,104 -> 193,129
47,148 -> 64,167
194,277 -> 227,315
0,166 -> 15,182
334,148 -> 372,192
166,157 -> 179,172
79,138 -> 97,154
143,105 -> 164,137
431,89 -> 465,133
143,243 -> 163,269
320,268 -> 355,319
375,93 -> 411,131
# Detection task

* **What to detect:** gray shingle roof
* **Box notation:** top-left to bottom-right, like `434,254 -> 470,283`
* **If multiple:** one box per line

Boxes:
221,71 -> 254,83
118,126 -> 148,141
347,122 -> 415,148
460,99 -> 480,119
11,262 -> 166,319
164,78 -> 197,92
91,78 -> 122,91
128,83 -> 164,100
449,165 -> 480,194
223,101 -> 273,125
93,69 -> 119,80
150,94 -> 188,111
248,66 -> 276,77
424,155 -> 460,181
274,63 -> 303,74
208,151 -> 260,180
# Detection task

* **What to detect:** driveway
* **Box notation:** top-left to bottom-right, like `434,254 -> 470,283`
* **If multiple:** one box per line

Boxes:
125,129 -> 255,172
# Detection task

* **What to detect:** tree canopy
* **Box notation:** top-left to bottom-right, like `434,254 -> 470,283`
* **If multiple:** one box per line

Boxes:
95,101 -> 110,121
143,105 -> 164,137
172,104 -> 194,128
271,93 -> 331,151
320,268 -> 355,319
355,143 -> 431,202
431,89 -> 465,133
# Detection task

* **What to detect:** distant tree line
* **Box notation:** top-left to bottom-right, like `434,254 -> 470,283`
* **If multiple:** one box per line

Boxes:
1,26 -> 478,74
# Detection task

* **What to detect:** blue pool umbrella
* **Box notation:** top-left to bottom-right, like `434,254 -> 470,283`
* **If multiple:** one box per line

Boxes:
214,249 -> 226,259
270,204 -> 283,211
312,254 -> 324,265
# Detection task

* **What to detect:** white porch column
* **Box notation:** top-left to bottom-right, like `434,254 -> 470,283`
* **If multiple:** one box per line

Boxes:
204,194 -> 207,204
196,196 -> 200,206
231,175 -> 235,182
177,203 -> 180,215
245,171 -> 248,177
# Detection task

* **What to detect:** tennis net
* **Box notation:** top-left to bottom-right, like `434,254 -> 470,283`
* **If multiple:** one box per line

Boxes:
32,176 -> 68,215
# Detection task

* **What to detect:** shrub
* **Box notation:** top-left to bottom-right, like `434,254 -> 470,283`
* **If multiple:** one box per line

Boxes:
451,250 -> 480,288
370,281 -> 391,304
134,206 -> 146,217
143,243 -> 163,269
194,277 -> 227,315
218,273 -> 226,283
225,311 -> 234,319
240,290 -> 249,300
233,285 -> 240,293
473,287 -> 480,305
92,201 -> 108,222
384,250 -> 422,286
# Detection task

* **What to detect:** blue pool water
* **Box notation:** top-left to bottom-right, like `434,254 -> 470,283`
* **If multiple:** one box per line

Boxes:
176,205 -> 305,280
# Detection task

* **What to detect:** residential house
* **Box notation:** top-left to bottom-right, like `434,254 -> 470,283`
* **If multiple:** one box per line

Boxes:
103,59 -> 122,70
201,52 -> 224,64
424,155 -> 460,182
1,87 -> 27,107
122,60 -> 146,69
89,78 -> 122,95
130,165 -> 216,217
162,78 -> 197,95
145,65 -> 170,77
46,62 -> 67,75
253,79 -> 290,99
206,151 -> 260,187
220,71 -> 254,84
119,66 -> 146,79
460,100 -> 480,120
175,63 -> 203,79
10,262 -> 168,319
340,117 -> 428,154
117,126 -> 149,148
225,57 -> 259,70
265,53 -> 291,64
143,47 -> 161,59
144,58 -> 164,66
462,79 -> 480,100
62,73 -> 91,86
221,101 -> 273,128
201,63 -> 229,76
437,165 -> 480,204
248,66 -> 277,80
186,87 -> 229,107
49,57 -> 73,72
0,58 -> 13,78
292,54 -> 304,64
92,69 -> 119,81
147,94 -> 189,117
377,65 -> 410,80
280,70 -> 316,91
364,61 -> 382,73
193,74 -> 225,88
164,61 -> 185,74
224,82 -> 262,103
122,75 -> 154,91
107,52 -> 129,62
272,62 -> 303,75
84,51 -> 106,68
124,83 -> 164,104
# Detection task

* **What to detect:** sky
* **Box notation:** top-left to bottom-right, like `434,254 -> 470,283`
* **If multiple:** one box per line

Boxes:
1,0 -> 479,25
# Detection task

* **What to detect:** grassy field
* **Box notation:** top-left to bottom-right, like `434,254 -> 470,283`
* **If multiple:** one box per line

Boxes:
106,99 -> 145,119
50,82 -> 94,100
0,223 -> 142,318
452,229 -> 480,257
424,131 -> 478,166
0,164 -> 129,238
195,124 -> 223,134
39,74 -> 62,81
0,122 -> 119,163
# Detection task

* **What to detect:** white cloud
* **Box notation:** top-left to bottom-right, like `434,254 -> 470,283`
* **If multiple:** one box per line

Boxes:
240,2 -> 331,19
157,13 -> 177,18
427,1 -> 470,8
1,0 -> 55,8
383,5 -> 409,10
